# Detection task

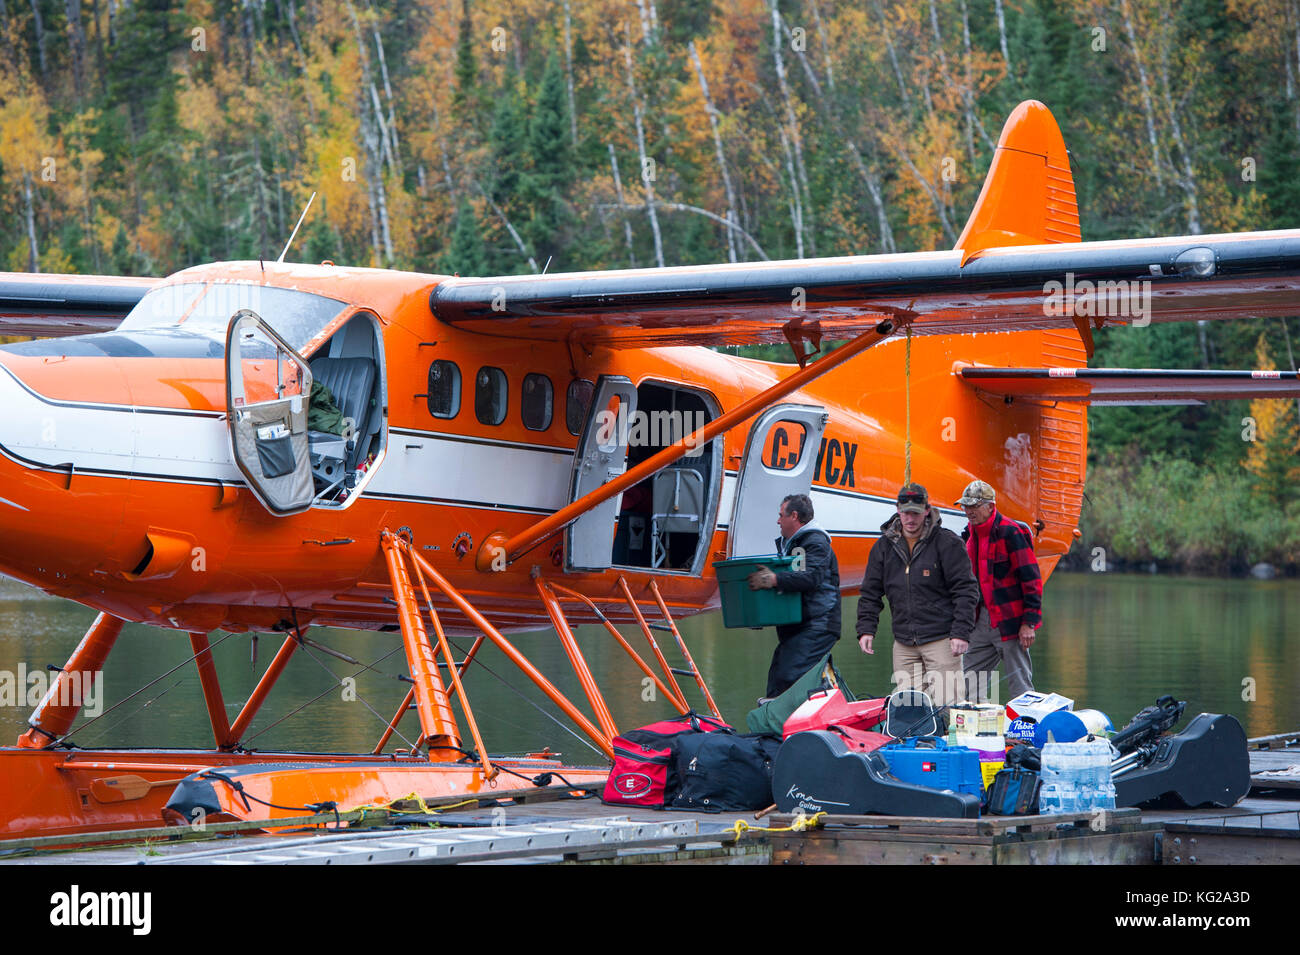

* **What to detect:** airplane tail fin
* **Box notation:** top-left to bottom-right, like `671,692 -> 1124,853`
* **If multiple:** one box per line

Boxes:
955,100 -> 1081,266
943,102 -> 1087,574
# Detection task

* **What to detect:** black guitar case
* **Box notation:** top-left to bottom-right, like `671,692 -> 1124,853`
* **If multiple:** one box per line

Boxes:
1114,713 -> 1251,809
772,730 -> 982,818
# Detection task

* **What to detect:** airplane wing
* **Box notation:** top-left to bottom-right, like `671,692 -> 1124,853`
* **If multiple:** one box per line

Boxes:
430,230 -> 1300,350
434,100 -> 1300,356
0,273 -> 155,338
956,366 -> 1300,406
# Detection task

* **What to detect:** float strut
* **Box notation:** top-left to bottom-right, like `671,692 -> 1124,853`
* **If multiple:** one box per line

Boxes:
18,612 -> 124,748
189,632 -> 232,748
224,633 -> 300,748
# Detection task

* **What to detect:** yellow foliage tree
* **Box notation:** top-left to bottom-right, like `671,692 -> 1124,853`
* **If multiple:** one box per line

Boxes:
1244,333 -> 1300,507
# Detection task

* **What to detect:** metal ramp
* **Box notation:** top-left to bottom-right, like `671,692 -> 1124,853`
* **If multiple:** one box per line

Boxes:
138,817 -> 700,865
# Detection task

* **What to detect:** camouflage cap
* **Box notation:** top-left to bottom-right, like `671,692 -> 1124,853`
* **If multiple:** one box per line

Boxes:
958,480 -> 997,507
896,482 -> 929,514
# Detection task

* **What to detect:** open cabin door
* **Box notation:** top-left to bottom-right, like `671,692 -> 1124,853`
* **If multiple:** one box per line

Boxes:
226,309 -> 315,516
566,375 -> 638,571
728,404 -> 828,557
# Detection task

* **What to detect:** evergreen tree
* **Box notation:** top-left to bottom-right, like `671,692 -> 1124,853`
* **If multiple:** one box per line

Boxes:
521,55 -> 575,268
452,2 -> 479,120
488,78 -> 528,209
444,198 -> 487,276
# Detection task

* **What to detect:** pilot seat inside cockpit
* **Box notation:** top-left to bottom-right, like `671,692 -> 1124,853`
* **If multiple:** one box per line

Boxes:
304,313 -> 385,505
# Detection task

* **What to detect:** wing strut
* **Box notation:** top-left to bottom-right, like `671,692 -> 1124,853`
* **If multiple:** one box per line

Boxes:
479,318 -> 898,570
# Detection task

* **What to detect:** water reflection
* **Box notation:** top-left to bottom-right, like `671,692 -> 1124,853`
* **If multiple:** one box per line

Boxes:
0,572 -> 1294,757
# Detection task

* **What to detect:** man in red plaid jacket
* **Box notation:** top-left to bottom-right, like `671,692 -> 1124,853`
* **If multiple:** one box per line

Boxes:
958,480 -> 1041,701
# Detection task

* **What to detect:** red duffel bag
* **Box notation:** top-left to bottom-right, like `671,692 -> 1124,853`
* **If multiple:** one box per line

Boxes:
603,712 -> 730,808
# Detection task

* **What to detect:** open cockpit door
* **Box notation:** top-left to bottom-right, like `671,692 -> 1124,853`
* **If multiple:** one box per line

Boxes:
729,404 -> 828,557
226,309 -> 315,515
566,376 -> 638,571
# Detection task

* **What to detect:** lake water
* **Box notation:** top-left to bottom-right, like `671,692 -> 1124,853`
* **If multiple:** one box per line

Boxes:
0,572 -> 1294,760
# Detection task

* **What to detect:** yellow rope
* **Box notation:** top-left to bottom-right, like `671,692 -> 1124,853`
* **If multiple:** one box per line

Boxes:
346,791 -> 479,817
904,325 -> 912,485
727,811 -> 826,841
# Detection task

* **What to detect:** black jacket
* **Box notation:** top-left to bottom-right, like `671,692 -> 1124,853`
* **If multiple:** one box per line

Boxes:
773,523 -> 842,640
855,510 -> 978,646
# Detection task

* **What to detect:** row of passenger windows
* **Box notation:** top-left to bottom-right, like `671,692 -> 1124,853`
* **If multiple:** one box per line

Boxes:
427,360 -> 595,434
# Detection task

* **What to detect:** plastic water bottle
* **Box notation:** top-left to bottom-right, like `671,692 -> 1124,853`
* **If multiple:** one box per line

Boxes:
1040,742 -> 1079,814
1040,740 -> 1115,814
1079,738 -> 1116,811
1039,741 -> 1071,815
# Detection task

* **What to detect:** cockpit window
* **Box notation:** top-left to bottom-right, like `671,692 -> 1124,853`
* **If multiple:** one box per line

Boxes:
117,282 -> 346,354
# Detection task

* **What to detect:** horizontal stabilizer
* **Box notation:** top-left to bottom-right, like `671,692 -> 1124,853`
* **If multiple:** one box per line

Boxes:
957,365 -> 1300,406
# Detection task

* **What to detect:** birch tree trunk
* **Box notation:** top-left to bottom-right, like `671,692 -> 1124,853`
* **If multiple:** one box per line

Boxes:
782,24 -> 896,251
608,144 -> 637,267
23,171 -> 39,272
1120,0 -> 1164,189
635,0 -> 654,45
808,0 -> 834,92
604,200 -> 768,260
475,181 -> 539,273
372,26 -> 403,174
872,0 -> 911,110
1156,28 -> 1201,234
994,0 -> 1011,75
770,0 -> 814,256
958,0 -> 994,151
688,41 -> 739,262
623,39 -> 664,267
778,125 -> 805,258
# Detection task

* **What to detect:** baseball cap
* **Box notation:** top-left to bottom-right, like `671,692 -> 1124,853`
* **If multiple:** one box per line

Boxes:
958,480 -> 996,506
896,483 -> 929,514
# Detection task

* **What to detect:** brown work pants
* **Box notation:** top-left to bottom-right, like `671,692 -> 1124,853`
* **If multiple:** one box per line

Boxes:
962,606 -> 1034,704
891,637 -> 965,707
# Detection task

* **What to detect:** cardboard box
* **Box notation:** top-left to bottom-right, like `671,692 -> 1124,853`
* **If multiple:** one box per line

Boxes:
1005,691 -> 1073,724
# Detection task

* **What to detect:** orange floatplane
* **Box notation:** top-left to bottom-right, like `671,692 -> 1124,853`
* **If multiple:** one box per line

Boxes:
1,100 -> 1298,840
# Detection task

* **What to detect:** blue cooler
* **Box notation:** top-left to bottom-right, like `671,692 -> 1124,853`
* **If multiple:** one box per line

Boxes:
878,737 -> 985,797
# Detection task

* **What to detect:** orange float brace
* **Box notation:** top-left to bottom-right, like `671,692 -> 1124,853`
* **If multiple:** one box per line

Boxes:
18,612 -> 124,748
534,577 -> 619,742
381,532 -> 461,755
410,552 -> 496,780
648,579 -> 722,720
548,581 -> 685,713
189,631 -> 232,748
445,635 -> 486,697
618,576 -> 690,712
404,545 -> 615,760
372,687 -> 416,755
225,632 -> 301,747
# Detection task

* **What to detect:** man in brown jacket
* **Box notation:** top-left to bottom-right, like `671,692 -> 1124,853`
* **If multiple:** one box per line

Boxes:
856,484 -> 980,706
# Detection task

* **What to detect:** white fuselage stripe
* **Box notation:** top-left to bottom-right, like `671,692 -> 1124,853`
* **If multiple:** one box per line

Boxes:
0,368 -> 971,535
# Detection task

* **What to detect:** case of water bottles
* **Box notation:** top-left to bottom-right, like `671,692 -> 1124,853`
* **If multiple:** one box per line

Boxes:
1038,739 -> 1117,814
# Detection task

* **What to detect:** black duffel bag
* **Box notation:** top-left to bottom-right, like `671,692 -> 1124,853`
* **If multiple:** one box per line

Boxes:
669,731 -> 782,813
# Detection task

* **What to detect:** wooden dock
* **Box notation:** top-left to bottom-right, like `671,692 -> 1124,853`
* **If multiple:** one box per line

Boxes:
1,739 -> 1295,865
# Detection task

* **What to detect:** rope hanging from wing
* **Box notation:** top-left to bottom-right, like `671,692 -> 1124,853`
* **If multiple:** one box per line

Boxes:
904,325 -> 913,485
